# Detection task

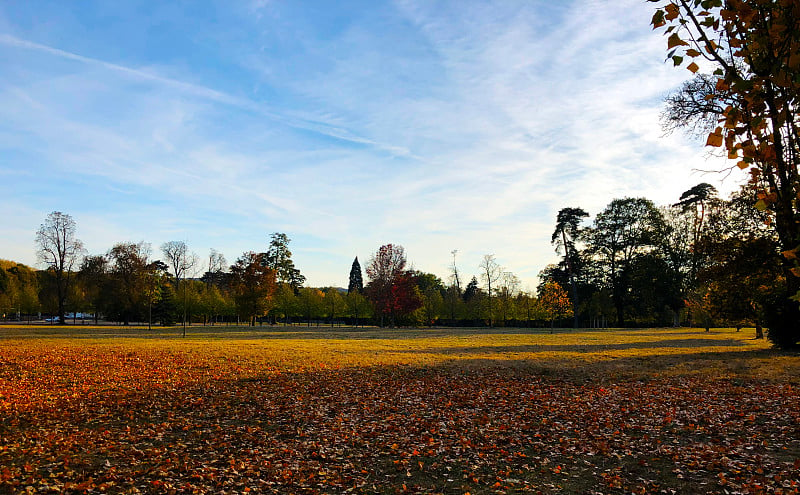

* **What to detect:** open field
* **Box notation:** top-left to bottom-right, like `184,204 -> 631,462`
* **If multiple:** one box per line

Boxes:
1,326 -> 799,493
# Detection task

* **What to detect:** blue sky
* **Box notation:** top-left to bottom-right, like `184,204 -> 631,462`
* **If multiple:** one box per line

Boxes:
0,0 -> 737,289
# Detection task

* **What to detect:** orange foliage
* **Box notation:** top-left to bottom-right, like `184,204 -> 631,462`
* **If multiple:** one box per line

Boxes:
0,340 -> 798,493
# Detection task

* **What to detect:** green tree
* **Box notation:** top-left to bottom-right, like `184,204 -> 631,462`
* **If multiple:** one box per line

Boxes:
144,260 -> 169,329
443,285 -> 465,326
298,287 -> 324,326
345,290 -> 372,327
496,271 -> 520,326
462,277 -> 485,326
552,207 -> 589,328
272,282 -> 298,326
348,257 -> 363,294
198,283 -> 228,326
77,255 -> 109,324
515,291 -> 536,327
0,261 -> 41,321
153,279 -> 178,326
323,288 -> 345,328
587,198 -> 665,326
265,233 -> 305,293
418,286 -> 444,327
0,266 -> 12,319
230,252 -> 276,326
107,242 -> 151,325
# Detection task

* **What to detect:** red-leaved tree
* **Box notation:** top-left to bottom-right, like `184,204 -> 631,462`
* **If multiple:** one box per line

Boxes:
365,244 -> 421,326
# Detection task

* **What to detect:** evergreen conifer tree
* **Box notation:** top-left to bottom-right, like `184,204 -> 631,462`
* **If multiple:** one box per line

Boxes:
348,257 -> 363,294
154,283 -> 177,326
463,276 -> 479,302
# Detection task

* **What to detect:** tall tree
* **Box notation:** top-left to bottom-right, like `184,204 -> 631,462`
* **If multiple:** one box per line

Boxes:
229,251 -> 276,326
478,254 -> 502,327
449,250 -> 462,293
265,233 -> 305,293
77,255 -> 108,324
203,249 -> 228,288
162,241 -> 192,288
161,241 -> 198,336
365,243 -> 408,327
674,183 -> 719,281
463,276 -> 480,303
587,198 -> 665,327
107,242 -> 151,325
272,283 -> 298,326
649,0 -> 800,347
418,286 -> 444,327
348,257 -> 363,294
35,211 -> 85,324
552,207 -> 589,328
497,271 -> 521,326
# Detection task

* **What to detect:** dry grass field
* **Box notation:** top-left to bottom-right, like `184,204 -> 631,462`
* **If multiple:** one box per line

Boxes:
1,325 -> 799,493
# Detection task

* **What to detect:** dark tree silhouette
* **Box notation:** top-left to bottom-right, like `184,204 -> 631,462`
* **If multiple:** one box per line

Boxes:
348,257 -> 363,294
552,207 -> 589,328
265,233 -> 305,293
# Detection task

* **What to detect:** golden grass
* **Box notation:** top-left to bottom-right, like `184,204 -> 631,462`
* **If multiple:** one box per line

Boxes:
1,325 -> 794,382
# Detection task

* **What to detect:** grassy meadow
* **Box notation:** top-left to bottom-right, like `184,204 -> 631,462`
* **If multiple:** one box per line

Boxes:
1,325 -> 799,493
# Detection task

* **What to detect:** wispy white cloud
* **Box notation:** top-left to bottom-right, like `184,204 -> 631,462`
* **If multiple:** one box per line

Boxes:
0,1 -> 742,288
0,33 -> 415,158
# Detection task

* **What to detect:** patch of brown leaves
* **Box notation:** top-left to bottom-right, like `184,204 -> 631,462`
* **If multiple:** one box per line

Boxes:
1,345 -> 799,493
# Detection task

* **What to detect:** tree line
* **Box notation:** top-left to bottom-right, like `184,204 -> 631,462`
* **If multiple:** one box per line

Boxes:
0,216 -> 574,330
0,178 -> 783,340
541,184 -> 780,339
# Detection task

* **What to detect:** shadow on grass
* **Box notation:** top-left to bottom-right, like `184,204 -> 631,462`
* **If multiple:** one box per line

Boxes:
0,324 -> 756,341
424,347 -> 800,383
398,338 -> 749,355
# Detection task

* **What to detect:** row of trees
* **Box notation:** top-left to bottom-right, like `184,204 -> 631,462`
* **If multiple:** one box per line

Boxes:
354,244 -> 572,328
2,214 -> 573,329
543,184 -> 780,341
3,177 -> 793,342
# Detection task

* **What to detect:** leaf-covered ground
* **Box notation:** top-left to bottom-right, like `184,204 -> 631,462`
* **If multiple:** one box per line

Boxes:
1,327 -> 799,494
